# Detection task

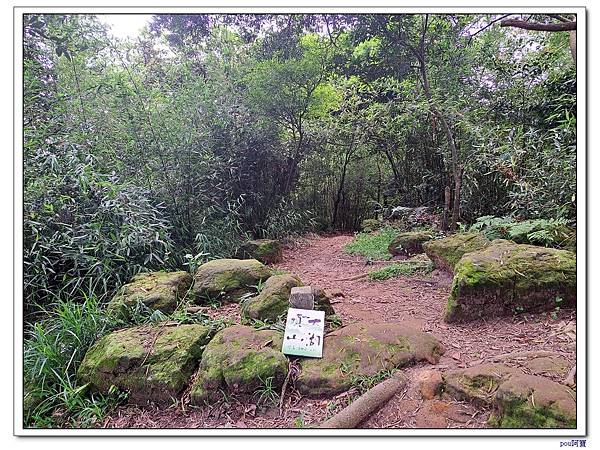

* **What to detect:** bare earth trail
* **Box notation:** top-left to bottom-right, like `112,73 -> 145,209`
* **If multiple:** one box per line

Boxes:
103,233 -> 576,430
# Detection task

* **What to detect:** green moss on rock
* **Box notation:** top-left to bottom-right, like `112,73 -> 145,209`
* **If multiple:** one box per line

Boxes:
445,240 -> 576,323
108,271 -> 192,317
189,325 -> 288,405
193,259 -> 272,303
388,231 -> 434,256
238,239 -> 283,264
423,233 -> 490,273
241,274 -> 303,322
296,322 -> 444,397
77,324 -> 211,405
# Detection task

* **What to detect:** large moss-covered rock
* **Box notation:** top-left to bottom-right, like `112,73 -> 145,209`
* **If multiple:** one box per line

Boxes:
77,324 -> 211,405
443,363 -> 576,428
493,372 -> 576,428
241,274 -> 302,322
193,259 -> 272,302
423,233 -> 490,273
445,240 -> 576,323
238,239 -> 283,264
296,322 -> 444,397
388,231 -> 434,256
189,325 -> 288,405
107,271 -> 192,317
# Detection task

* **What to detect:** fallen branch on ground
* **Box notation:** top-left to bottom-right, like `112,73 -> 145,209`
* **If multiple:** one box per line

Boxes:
320,372 -> 408,428
333,273 -> 368,282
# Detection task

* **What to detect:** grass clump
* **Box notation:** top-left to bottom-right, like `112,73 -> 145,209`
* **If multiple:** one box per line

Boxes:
23,293 -> 125,428
344,227 -> 400,261
368,255 -> 433,281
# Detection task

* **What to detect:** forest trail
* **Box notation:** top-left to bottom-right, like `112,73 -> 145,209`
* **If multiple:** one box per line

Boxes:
275,234 -> 576,368
103,234 -> 576,429
273,234 -> 577,428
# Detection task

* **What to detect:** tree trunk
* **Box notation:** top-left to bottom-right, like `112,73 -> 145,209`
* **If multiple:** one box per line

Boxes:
451,166 -> 463,230
569,30 -> 576,63
442,185 -> 451,231
415,15 -> 462,230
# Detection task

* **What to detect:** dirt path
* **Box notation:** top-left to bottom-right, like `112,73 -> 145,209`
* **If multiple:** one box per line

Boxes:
103,233 -> 576,430
272,234 -> 576,428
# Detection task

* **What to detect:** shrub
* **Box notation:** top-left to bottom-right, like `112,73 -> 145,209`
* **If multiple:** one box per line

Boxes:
23,148 -> 174,310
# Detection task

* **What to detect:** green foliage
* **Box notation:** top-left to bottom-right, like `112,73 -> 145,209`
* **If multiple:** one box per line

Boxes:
23,294 -> 125,428
24,147 -> 174,310
469,216 -> 574,249
254,376 -> 280,407
368,256 -> 433,281
344,227 -> 399,260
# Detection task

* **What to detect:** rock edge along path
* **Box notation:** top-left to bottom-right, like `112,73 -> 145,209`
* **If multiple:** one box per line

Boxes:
103,233 -> 576,429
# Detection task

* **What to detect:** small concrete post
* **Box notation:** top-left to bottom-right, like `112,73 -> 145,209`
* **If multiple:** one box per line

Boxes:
289,286 -> 314,310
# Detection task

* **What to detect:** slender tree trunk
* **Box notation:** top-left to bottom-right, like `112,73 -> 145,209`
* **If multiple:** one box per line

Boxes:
451,166 -> 463,230
442,185 -> 451,231
332,143 -> 353,228
415,15 -> 462,230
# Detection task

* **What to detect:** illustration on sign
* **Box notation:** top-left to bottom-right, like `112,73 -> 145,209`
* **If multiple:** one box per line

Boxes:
281,307 -> 325,358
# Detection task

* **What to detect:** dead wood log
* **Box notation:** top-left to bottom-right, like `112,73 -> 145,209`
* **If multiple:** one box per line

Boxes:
320,372 -> 408,428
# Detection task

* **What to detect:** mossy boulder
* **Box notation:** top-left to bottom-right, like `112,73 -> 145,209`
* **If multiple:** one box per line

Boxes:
241,274 -> 303,322
443,363 -> 576,428
77,324 -> 211,405
189,325 -> 288,405
107,271 -> 192,317
445,240 -> 576,323
423,233 -> 490,273
361,219 -> 381,233
193,258 -> 272,303
296,322 -> 444,397
238,239 -> 283,264
388,231 -> 434,256
493,372 -> 576,428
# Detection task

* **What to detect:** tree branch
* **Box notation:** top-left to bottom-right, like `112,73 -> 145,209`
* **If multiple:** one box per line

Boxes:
500,19 -> 576,32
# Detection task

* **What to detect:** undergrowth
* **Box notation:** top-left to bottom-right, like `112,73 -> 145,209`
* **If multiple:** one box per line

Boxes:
23,293 -> 124,428
23,289 -> 233,428
469,216 -> 575,250
343,227 -> 400,260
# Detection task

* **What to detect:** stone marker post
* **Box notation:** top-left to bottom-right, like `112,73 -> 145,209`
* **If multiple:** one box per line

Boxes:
289,286 -> 314,310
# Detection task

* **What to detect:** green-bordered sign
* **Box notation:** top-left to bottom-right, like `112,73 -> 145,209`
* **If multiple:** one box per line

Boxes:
281,307 -> 325,358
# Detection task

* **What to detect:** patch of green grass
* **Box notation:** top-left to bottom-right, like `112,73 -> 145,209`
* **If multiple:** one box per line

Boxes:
344,227 -> 400,260
23,293 -> 126,428
368,255 -> 433,281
